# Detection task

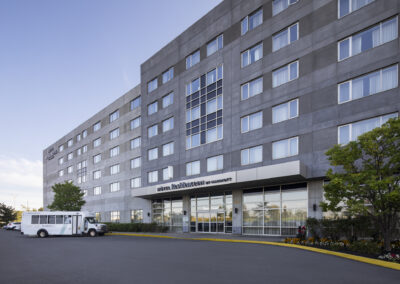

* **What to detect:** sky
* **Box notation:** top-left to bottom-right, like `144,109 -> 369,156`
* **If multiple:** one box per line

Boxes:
0,0 -> 223,210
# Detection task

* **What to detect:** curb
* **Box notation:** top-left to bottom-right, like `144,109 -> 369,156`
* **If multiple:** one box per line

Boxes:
106,232 -> 400,271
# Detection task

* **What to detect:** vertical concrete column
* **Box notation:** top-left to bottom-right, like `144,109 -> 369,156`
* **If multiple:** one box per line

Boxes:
308,180 -> 324,220
182,195 -> 191,233
232,189 -> 242,235
142,199 -> 152,224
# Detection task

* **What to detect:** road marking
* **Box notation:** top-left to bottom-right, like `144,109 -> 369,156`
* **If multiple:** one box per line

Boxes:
106,233 -> 400,271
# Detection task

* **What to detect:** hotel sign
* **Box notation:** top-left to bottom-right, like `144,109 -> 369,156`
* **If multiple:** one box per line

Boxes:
46,147 -> 58,161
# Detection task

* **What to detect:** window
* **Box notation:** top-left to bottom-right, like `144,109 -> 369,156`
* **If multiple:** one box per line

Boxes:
110,182 -> 120,192
148,124 -> 158,138
186,50 -> 200,70
67,139 -> 73,147
131,96 -> 141,110
148,148 -> 158,161
131,210 -> 143,223
94,186 -> 101,195
131,117 -> 141,130
273,60 -> 299,87
207,34 -> 223,56
338,17 -> 398,61
241,111 -> 263,133
59,170 -> 64,177
76,134 -> 81,142
82,130 -> 87,138
186,106 -> 200,122
93,154 -> 101,164
109,128 -> 119,140
241,8 -> 263,35
273,0 -> 298,16
67,166 -> 73,174
241,77 -> 263,100
272,99 -> 299,123
272,137 -> 299,159
58,145 -> 64,152
110,146 -> 119,157
93,170 -> 101,180
148,78 -> 158,93
110,211 -> 120,223
339,0 -> 374,18
162,166 -> 173,181
162,67 -> 174,84
58,157 -> 64,165
148,101 -> 158,115
93,138 -> 101,148
186,78 -> 200,96
338,113 -> 397,144
162,117 -> 174,132
77,148 -> 82,156
241,145 -> 263,165
131,157 -> 141,169
82,145 -> 88,153
338,65 -> 398,104
162,92 -> 174,108
206,126 -> 223,144
162,142 -> 174,157
148,171 -> 158,183
273,23 -> 299,51
186,161 -> 200,176
67,152 -> 73,160
131,177 -> 141,188
131,137 -> 141,149
109,110 -> 119,123
77,160 -> 87,184
241,43 -> 263,67
207,155 -> 223,172
110,164 -> 120,175
93,121 -> 101,132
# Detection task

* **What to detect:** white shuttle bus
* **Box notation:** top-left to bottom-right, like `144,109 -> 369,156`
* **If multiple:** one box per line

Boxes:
21,211 -> 108,238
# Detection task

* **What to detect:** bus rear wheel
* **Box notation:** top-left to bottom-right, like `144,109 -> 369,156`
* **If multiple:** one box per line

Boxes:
37,230 -> 48,238
88,229 -> 97,237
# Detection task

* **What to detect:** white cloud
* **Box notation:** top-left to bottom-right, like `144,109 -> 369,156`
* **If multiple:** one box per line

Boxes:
0,156 -> 43,210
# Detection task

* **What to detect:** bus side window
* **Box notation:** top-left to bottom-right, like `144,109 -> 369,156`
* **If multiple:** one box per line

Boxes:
48,215 -> 56,224
64,216 -> 71,224
39,215 -> 48,224
31,215 -> 39,224
56,215 -> 63,224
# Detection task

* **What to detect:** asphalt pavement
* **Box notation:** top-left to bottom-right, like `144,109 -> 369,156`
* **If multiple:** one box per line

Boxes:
0,229 -> 398,284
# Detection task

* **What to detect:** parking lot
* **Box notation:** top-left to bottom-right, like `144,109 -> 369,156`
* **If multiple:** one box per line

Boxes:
0,230 -> 398,284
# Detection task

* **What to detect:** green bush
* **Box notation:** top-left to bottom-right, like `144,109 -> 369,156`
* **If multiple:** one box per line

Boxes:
104,222 -> 168,233
348,241 -> 382,256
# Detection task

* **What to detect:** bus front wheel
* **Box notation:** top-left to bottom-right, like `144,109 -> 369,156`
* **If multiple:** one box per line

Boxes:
88,229 -> 97,237
37,230 -> 48,238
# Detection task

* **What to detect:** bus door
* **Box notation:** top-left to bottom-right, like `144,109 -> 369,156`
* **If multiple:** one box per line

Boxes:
72,215 -> 82,235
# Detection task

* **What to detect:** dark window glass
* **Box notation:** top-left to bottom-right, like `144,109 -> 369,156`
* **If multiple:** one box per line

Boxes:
217,80 -> 223,88
201,88 -> 206,95
56,215 -> 64,224
40,215 -> 48,224
207,120 -> 217,128
201,124 -> 206,131
207,90 -> 216,100
201,103 -> 206,116
201,75 -> 206,88
207,83 -> 216,93
201,132 -> 206,144
192,119 -> 200,128
217,87 -> 223,96
217,118 -> 223,125
48,215 -> 56,224
207,113 -> 216,121
31,215 -> 39,224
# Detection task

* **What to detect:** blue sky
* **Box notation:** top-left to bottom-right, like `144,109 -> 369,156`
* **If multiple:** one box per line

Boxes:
0,0 -> 222,209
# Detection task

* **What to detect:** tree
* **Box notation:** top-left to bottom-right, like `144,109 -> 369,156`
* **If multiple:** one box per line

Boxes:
322,118 -> 400,251
0,203 -> 17,225
48,181 -> 86,211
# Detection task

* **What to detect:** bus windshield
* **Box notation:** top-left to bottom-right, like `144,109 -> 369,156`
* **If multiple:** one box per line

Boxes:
86,217 -> 98,224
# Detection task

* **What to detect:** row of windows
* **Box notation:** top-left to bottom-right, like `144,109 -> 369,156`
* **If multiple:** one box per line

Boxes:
148,117 -> 174,138
148,67 -> 175,94
148,92 -> 174,115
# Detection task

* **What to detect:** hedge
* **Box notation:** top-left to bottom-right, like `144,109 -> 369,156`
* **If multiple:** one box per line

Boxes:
104,222 -> 168,233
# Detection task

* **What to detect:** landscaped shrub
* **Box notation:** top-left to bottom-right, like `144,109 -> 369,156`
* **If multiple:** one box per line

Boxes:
104,222 -> 168,233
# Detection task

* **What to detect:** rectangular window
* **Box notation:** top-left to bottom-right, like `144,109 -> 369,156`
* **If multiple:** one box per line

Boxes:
82,130 -> 87,138
31,215 -> 39,224
338,17 -> 398,61
76,134 -> 81,142
93,121 -> 101,132
273,60 -> 299,87
241,145 -> 263,165
67,166 -> 73,174
131,177 -> 141,188
338,113 -> 397,144
67,152 -> 73,160
148,148 -> 158,161
109,128 -> 119,140
110,182 -> 120,192
109,110 -> 119,123
77,148 -> 82,156
93,154 -> 101,164
272,99 -> 299,123
94,186 -> 101,195
273,22 -> 299,52
131,157 -> 141,169
67,139 -> 73,147
110,211 -> 120,223
82,145 -> 88,153
206,125 -> 223,144
110,146 -> 119,157
148,171 -> 158,183
186,161 -> 200,176
93,170 -> 101,180
207,155 -> 223,172
58,170 -> 64,177
131,209 -> 143,223
148,78 -> 158,93
58,145 -> 64,152
162,142 -> 174,157
131,137 -> 141,149
338,65 -> 398,104
241,43 -> 263,67
186,78 -> 200,96
148,124 -> 158,138
131,117 -> 141,130
273,0 -> 298,16
272,137 -> 299,159
162,117 -> 174,132
162,67 -> 174,84
207,34 -> 223,56
241,8 -> 263,35
338,0 -> 374,18
93,138 -> 101,148
241,111 -> 263,133
148,101 -> 158,115
131,96 -> 141,110
58,157 -> 64,165
162,92 -> 174,108
186,50 -> 200,70
162,166 -> 173,181
110,164 -> 120,175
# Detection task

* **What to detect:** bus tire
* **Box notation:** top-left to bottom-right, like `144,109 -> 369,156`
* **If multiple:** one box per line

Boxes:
37,230 -> 48,238
88,229 -> 97,237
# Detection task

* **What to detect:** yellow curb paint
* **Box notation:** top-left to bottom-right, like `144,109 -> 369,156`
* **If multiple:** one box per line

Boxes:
106,233 -> 400,271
